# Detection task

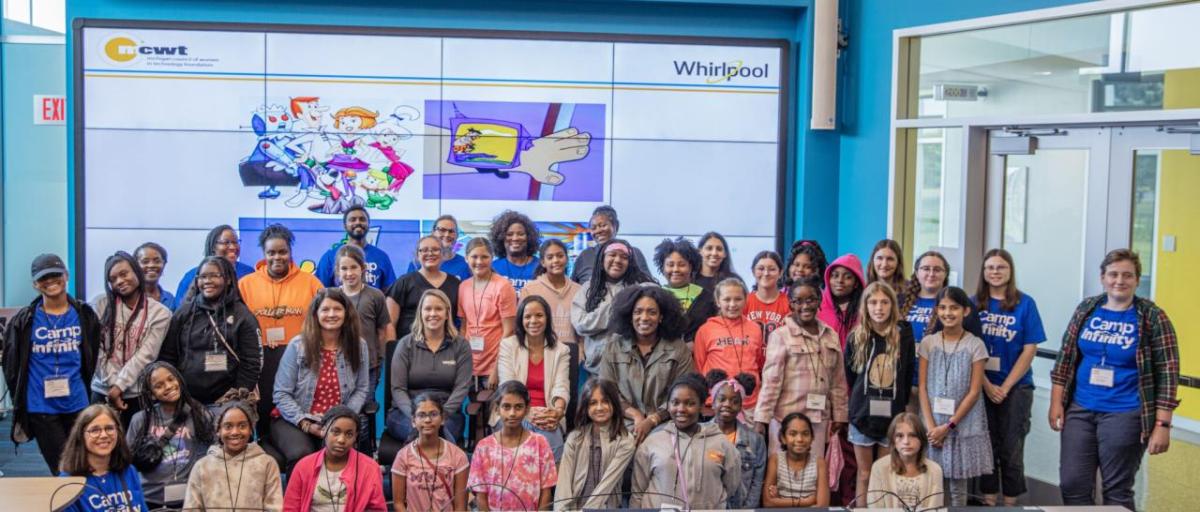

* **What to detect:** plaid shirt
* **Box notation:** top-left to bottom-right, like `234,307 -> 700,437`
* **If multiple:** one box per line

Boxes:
1051,294 -> 1180,440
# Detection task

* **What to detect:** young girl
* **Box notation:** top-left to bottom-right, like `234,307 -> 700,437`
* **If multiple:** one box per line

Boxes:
654,237 -> 717,342
337,244 -> 394,423
554,378 -> 636,510
784,240 -> 827,289
974,248 -> 1045,506
283,405 -> 387,511
393,392 -> 470,512
632,373 -> 740,510
571,239 -> 655,381
901,251 -> 950,394
59,404 -> 148,512
458,237 -> 518,389
762,412 -> 830,508
90,251 -> 172,426
918,287 -> 992,506
867,240 -> 906,295
745,251 -> 790,339
127,362 -> 214,509
867,413 -> 944,509
818,253 -> 866,348
185,401 -> 283,510
135,242 -> 179,311
468,380 -> 558,511
520,238 -> 582,346
706,369 -> 767,509
844,282 -> 915,507
755,276 -> 848,455
694,278 -> 765,408
696,231 -> 739,292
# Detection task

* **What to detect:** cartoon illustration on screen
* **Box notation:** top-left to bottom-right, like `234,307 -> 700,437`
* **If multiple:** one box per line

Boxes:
424,100 -> 604,202
238,98 -> 421,214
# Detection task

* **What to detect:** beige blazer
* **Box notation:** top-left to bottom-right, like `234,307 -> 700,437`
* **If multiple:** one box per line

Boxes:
491,335 -> 572,426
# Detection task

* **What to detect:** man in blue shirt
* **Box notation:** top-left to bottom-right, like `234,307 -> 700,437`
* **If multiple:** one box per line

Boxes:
314,205 -> 397,290
2,253 -> 103,473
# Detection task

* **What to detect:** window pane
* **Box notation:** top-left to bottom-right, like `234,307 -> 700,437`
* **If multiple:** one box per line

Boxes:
3,0 -> 32,24
31,0 -> 64,34
912,127 -> 962,255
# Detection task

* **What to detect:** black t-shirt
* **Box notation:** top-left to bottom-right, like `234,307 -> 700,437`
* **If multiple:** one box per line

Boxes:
845,321 -> 916,438
386,271 -> 462,339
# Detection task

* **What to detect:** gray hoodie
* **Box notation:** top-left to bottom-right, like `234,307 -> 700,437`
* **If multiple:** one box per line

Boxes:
632,422 -> 741,510
184,441 -> 283,511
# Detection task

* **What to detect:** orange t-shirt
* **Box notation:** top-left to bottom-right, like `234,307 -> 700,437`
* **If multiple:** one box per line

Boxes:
745,290 -> 791,341
458,273 -> 518,377
693,315 -> 765,409
238,261 -> 323,348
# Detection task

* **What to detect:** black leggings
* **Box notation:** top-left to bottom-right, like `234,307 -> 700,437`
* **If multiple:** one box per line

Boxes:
268,418 -> 322,474
27,412 -> 80,474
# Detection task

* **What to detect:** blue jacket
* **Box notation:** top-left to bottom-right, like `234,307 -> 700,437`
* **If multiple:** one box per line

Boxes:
712,420 -> 767,509
273,336 -> 370,426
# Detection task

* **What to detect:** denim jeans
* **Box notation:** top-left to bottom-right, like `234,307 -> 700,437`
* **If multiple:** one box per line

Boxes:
1059,402 -> 1145,510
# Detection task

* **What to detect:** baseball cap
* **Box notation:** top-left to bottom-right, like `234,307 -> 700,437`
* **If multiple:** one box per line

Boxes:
31,253 -> 67,280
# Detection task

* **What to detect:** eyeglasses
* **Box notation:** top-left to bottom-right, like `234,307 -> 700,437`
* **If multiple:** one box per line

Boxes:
85,425 -> 118,438
417,248 -> 442,255
415,411 -> 442,421
215,239 -> 241,247
432,227 -> 456,235
918,266 -> 946,274
197,273 -> 223,282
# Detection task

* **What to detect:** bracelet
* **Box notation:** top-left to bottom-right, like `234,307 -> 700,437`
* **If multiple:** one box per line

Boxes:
947,420 -> 957,430
1156,420 -> 1172,429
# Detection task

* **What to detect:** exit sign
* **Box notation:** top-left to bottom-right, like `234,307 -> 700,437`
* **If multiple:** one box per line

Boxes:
34,94 -> 66,125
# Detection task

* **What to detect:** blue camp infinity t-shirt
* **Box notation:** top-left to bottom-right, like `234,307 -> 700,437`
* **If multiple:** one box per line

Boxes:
492,257 -> 540,293
27,306 -> 89,414
1074,306 -> 1141,413
906,296 -> 937,386
977,294 -> 1047,387
315,242 -> 397,290
61,465 -> 148,512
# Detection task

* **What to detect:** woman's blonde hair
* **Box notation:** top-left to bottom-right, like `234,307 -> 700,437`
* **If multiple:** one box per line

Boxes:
410,289 -> 458,342
848,281 -> 901,372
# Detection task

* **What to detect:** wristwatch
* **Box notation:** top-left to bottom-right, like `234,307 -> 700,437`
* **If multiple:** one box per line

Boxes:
1156,420 -> 1172,429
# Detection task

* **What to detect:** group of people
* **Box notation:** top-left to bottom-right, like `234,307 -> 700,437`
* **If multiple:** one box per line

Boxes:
0,203 -> 1180,511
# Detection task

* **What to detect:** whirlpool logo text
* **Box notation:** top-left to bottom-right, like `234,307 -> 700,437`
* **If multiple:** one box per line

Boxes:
672,59 -> 770,83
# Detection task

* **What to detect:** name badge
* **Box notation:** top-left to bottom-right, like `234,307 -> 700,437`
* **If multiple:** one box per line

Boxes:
660,503 -> 684,511
164,483 -> 186,503
933,397 -> 956,416
986,356 -> 1001,372
1090,366 -> 1115,388
470,336 -> 485,352
869,399 -> 891,417
44,376 -> 71,398
806,393 -> 827,411
265,327 -> 285,347
205,351 -> 228,372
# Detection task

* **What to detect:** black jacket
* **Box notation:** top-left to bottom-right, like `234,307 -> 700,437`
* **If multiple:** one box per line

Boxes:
844,321 -> 916,439
158,290 -> 262,404
2,295 -> 102,444
682,288 -> 717,343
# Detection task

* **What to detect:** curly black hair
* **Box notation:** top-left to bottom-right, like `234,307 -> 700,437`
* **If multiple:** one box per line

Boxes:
258,223 -> 295,249
653,237 -> 701,277
703,368 -> 758,398
668,372 -> 709,404
488,210 -> 540,260
785,239 -> 828,288
610,285 -> 686,341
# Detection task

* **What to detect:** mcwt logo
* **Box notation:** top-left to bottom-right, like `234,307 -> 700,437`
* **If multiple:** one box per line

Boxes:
101,34 -> 189,65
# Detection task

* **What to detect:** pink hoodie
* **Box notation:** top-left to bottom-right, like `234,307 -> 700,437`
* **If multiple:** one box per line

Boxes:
283,448 -> 387,512
818,253 -> 865,348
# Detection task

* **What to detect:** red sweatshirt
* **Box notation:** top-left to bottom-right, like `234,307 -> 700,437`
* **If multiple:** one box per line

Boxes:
693,315 -> 765,408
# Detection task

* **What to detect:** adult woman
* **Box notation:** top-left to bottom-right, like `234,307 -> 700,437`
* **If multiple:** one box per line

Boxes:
631,373 -> 740,510
489,210 -> 541,293
521,238 -> 581,346
283,405 -> 387,511
458,237 -> 518,388
755,276 -> 849,455
818,253 -> 866,347
495,295 -> 571,459
406,214 -> 471,280
598,286 -> 694,442
745,250 -> 790,339
693,278 -> 765,408
1050,249 -> 1178,509
388,289 -> 472,443
175,224 -> 256,300
696,231 -> 739,292
90,251 -> 172,426
654,237 -> 716,342
3,253 -> 102,474
784,240 -> 828,290
571,239 -> 656,379
867,239 -> 906,295
387,236 -> 461,412
974,248 -> 1046,506
185,401 -> 283,510
135,242 -> 179,311
59,404 -> 148,512
127,362 -> 214,508
571,206 -> 649,284
238,223 -> 323,434
271,289 -> 370,472
158,256 -> 263,406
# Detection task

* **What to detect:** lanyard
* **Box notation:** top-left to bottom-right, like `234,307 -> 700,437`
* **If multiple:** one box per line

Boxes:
671,428 -> 695,510
938,332 -> 964,391
798,331 -> 826,389
415,441 -> 453,500
40,305 -> 68,376
470,277 -> 493,336
109,300 -> 149,367
722,318 -> 749,372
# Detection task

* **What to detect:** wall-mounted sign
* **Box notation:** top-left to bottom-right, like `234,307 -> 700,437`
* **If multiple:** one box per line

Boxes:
933,84 -> 986,102
34,94 -> 66,125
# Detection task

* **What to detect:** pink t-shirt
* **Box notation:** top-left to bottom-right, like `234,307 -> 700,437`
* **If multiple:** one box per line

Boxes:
458,273 -> 518,376
467,432 -> 558,511
392,439 -> 469,512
